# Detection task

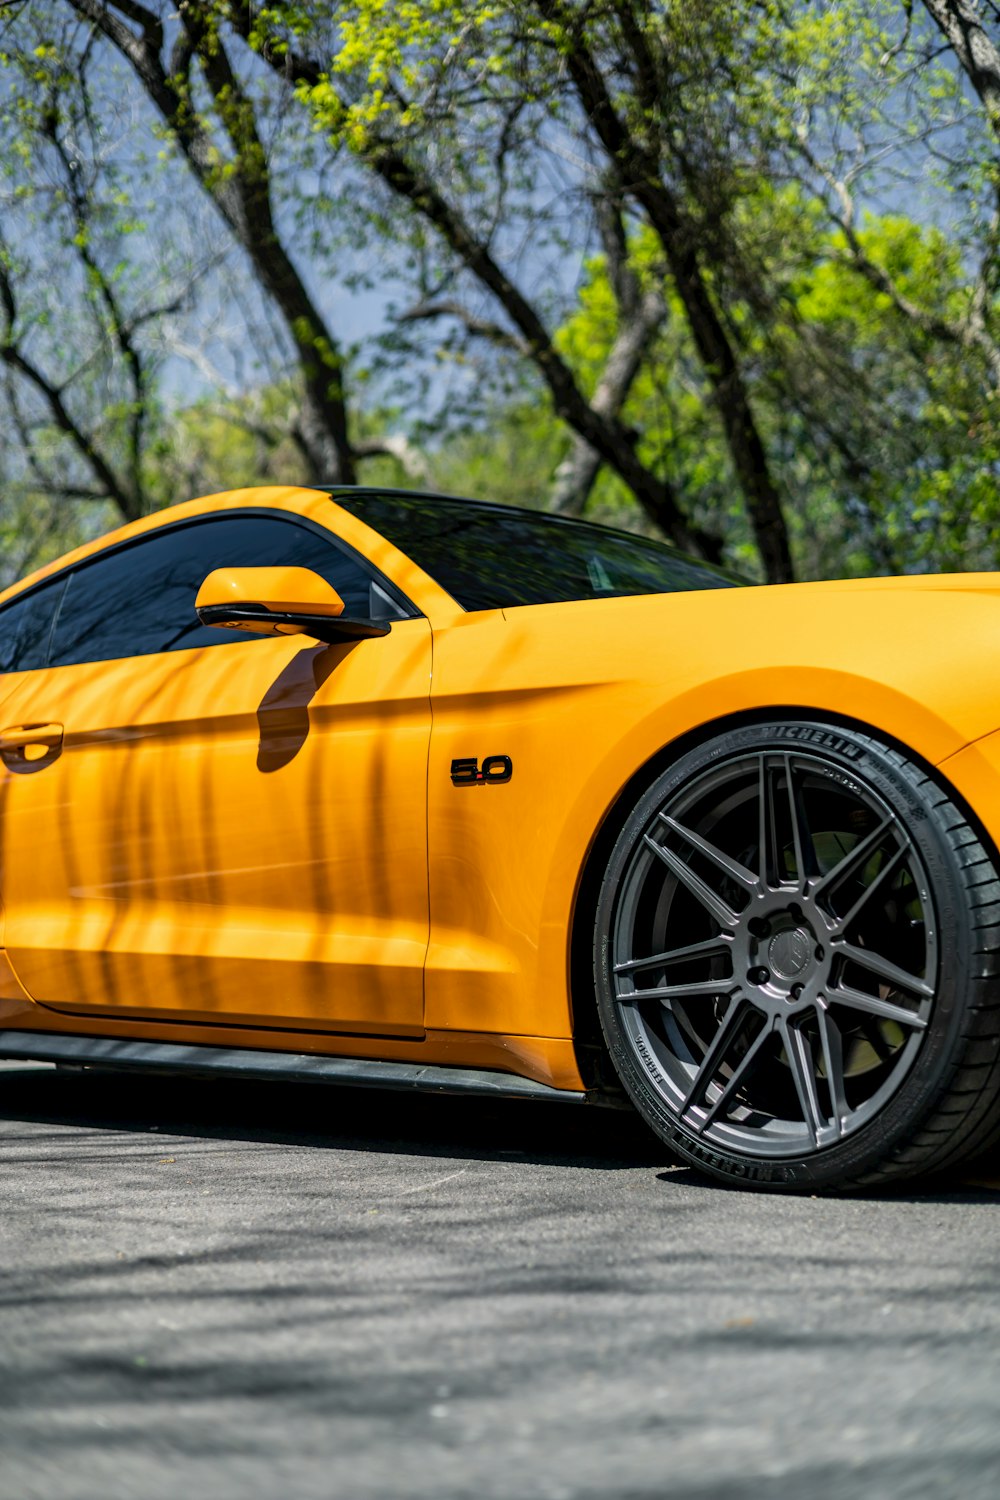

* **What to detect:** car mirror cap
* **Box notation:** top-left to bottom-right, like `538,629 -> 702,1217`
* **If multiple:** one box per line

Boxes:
193,566 -> 388,641
196,566 -> 347,619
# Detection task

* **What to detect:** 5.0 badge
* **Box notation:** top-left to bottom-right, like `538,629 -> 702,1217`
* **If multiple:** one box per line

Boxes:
450,755 -> 513,786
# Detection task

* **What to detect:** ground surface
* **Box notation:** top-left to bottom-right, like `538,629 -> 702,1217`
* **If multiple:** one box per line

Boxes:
1,1059 -> 999,1500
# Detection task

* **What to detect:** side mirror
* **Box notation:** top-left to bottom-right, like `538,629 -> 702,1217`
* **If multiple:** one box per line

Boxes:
195,566 -> 390,643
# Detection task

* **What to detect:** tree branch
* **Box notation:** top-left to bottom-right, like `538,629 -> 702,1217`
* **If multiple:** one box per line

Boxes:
544,2 -> 794,580
0,255 -> 141,520
921,0 -> 1000,135
550,286 -> 667,516
397,300 -> 529,355
227,3 -> 705,554
796,128 -> 1000,384
43,90 -> 147,509
353,433 -> 431,481
66,0 -> 357,482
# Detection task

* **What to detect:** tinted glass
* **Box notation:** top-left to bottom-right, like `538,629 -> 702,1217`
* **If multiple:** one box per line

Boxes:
48,513 -> 387,668
0,578 -> 66,674
335,493 -> 741,610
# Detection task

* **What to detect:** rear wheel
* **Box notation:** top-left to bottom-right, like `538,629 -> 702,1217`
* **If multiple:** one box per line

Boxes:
593,721 -> 1000,1190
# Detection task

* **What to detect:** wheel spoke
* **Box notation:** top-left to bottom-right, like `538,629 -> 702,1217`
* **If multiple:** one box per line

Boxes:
826,981 -> 929,1031
656,812 -> 759,893
617,979 -> 740,1004
827,839 -> 911,935
643,833 -> 739,929
679,997 -> 759,1117
758,756 -> 779,888
780,1018 -> 825,1146
783,756 -> 811,893
815,1003 -> 850,1136
614,934 -> 733,976
836,941 -> 933,998
693,1019 -> 776,1134
757,754 -> 812,891
810,813 -> 896,904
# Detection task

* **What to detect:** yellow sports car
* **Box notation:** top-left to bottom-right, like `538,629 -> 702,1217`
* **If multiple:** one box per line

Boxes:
2,485 -> 999,1192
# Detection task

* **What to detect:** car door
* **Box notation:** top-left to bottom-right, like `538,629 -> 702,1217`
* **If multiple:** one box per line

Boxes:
0,574 -> 70,965
0,509 -> 431,1037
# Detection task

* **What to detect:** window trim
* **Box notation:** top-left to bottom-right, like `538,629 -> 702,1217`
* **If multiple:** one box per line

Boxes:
0,507 -> 421,674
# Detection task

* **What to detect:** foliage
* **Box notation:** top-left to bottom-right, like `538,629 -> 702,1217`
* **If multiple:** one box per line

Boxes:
2,1 -> 1000,589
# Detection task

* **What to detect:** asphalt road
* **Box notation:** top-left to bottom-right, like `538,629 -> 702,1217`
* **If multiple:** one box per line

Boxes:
1,1059 -> 999,1500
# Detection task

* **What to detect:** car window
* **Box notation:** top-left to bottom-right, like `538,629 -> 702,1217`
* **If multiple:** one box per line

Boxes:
334,492 -> 742,611
45,512 -> 404,669
0,578 -> 67,675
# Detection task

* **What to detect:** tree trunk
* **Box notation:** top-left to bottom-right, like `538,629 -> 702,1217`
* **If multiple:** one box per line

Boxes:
921,0 -> 1000,134
69,0 -> 356,484
556,25 -> 795,581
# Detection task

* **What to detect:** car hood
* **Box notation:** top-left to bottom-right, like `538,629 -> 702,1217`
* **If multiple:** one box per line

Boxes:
495,571 -> 1000,765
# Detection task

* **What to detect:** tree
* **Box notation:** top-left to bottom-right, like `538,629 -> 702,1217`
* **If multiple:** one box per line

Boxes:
0,0 -> 433,577
542,194 -> 1000,577
0,19 -> 207,533
5,2 -> 1000,591
225,0 -> 796,575
58,0 -> 358,482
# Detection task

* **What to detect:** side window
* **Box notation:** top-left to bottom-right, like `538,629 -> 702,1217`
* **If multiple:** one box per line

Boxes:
0,578 -> 66,675
47,514 -> 399,669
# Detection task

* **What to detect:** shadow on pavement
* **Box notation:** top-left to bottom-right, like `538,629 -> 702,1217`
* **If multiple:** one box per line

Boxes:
0,1061 -> 662,1170
2,1060 -> 998,1193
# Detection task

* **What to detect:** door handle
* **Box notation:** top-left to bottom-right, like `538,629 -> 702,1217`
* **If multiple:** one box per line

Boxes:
0,722 -> 65,755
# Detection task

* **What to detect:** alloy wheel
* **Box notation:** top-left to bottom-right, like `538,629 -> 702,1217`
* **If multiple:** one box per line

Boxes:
609,749 -> 937,1159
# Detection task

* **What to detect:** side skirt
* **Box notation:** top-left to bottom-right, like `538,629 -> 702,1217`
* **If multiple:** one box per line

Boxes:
0,1030 -> 593,1105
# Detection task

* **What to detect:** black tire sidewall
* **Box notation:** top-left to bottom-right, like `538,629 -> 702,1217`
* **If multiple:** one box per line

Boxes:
593,720 -> 977,1190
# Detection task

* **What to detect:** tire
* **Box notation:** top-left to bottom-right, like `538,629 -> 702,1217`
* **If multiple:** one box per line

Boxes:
593,720 -> 1000,1191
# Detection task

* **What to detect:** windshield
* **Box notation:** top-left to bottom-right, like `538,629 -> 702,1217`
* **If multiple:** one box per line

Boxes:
332,492 -> 742,611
